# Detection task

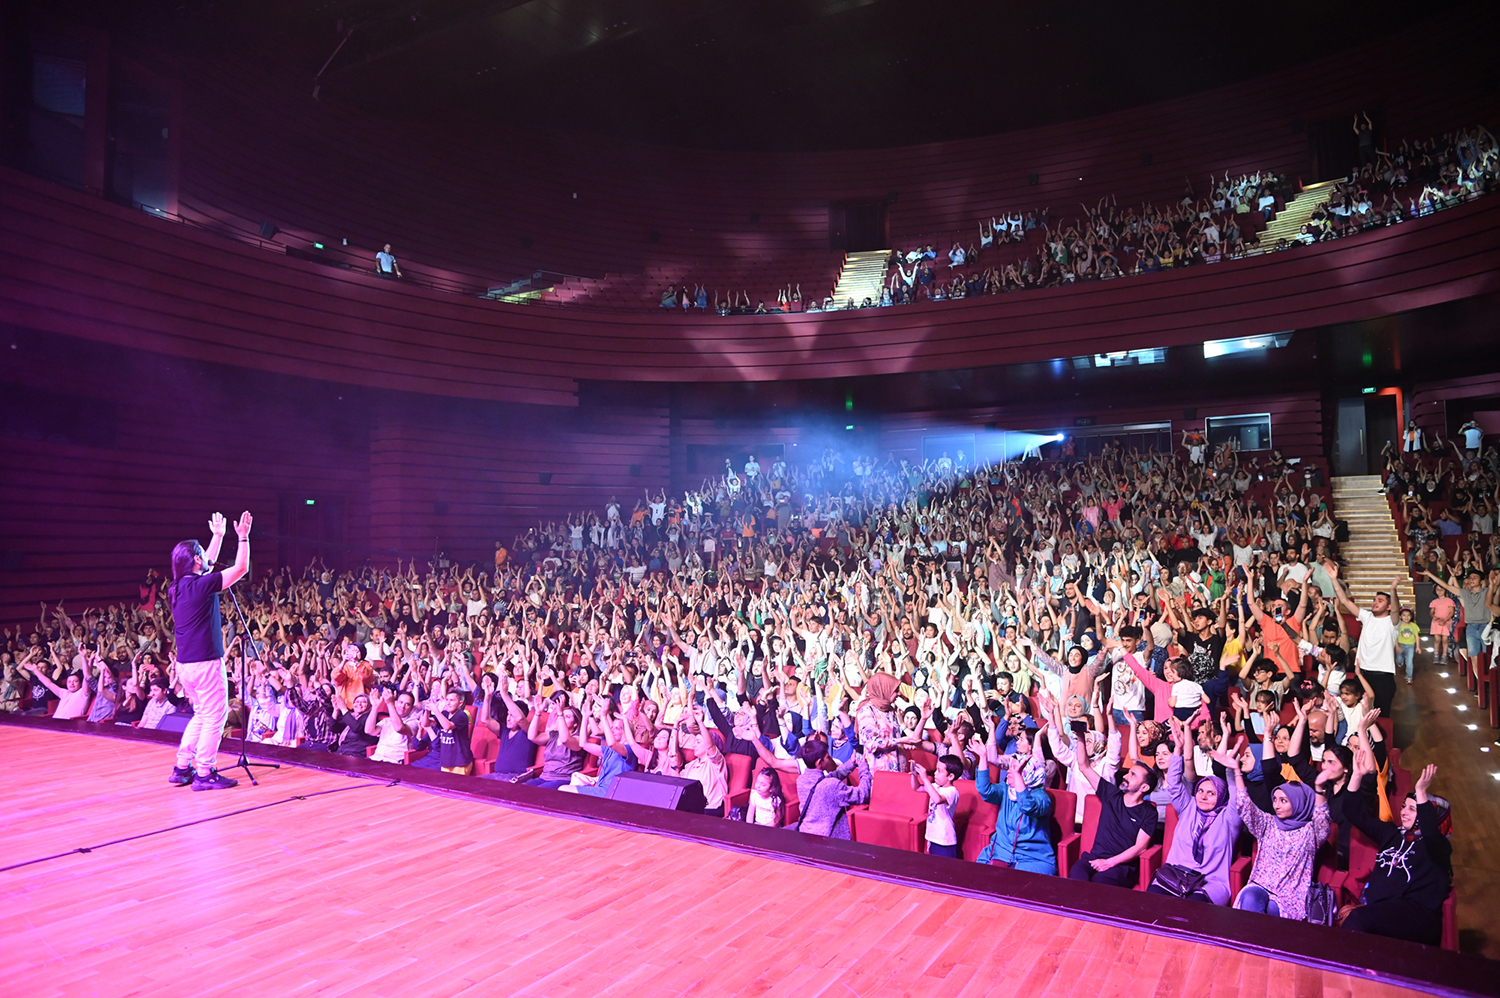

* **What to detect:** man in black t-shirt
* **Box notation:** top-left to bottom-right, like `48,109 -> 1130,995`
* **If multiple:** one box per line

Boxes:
166,511 -> 253,791
1177,608 -> 1225,686
1068,755 -> 1159,888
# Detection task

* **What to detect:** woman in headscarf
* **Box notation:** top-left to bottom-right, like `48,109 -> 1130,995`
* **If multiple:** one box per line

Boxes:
1027,641 -> 1108,705
1232,751 -> 1329,918
855,671 -> 916,772
1338,762 -> 1452,945
1149,717 -> 1243,903
974,735 -> 1056,874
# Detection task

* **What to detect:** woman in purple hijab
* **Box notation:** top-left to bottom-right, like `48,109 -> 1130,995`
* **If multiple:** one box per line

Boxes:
1148,717 -> 1243,904
1232,757 -> 1330,919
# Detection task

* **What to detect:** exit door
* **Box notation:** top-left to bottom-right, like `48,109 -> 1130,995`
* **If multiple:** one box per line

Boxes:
277,495 -> 347,574
1334,394 -> 1398,476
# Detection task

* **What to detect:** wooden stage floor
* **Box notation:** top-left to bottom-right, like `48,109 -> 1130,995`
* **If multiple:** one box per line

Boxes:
0,727 -> 1454,998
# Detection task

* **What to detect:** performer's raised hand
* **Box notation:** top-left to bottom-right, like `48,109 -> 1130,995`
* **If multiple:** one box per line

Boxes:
209,512 -> 227,538
235,511 -> 253,540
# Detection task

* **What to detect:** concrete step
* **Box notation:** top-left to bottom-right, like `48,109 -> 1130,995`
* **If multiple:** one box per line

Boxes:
1328,473 -> 1410,614
829,250 -> 891,307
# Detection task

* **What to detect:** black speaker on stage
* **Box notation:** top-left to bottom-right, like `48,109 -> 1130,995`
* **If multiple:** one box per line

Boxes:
156,712 -> 191,734
608,771 -> 707,814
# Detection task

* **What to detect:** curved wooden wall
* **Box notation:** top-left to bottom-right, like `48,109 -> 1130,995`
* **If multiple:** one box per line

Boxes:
3,165 -> 1499,404
146,13 -> 1500,294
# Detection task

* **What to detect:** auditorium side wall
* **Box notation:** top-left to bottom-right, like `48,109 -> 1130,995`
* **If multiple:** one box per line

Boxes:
0,330 -> 667,626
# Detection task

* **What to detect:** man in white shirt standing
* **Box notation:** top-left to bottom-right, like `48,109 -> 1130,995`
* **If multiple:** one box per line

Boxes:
1328,567 -> 1401,715
375,243 -> 403,279
1458,420 -> 1483,456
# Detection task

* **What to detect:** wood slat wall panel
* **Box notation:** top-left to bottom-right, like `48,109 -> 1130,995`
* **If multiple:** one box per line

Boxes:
5,167 -> 1500,392
366,404 -> 669,569
144,17 -> 1499,286
1411,372 -> 1500,437
0,337 -> 668,626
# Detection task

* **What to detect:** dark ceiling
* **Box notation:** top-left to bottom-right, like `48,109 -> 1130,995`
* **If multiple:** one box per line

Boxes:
45,0 -> 1464,151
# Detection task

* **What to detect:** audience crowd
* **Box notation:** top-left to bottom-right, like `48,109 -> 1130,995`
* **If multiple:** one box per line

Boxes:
6,431 -> 1488,948
874,124 -> 1498,309
654,123 -> 1497,314
1380,424 -> 1500,672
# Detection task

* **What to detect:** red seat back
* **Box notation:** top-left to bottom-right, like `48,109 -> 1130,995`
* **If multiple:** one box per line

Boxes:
470,719 -> 499,767
951,779 -> 980,845
727,753 -> 753,795
1345,826 -> 1379,882
960,799 -> 999,862
869,769 -> 927,819
1080,792 -> 1102,853
908,748 -> 940,775
1163,803 -> 1179,859
1046,788 -> 1077,841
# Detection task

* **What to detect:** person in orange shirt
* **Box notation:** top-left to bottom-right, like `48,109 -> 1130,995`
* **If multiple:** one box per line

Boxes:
1249,573 -> 1309,676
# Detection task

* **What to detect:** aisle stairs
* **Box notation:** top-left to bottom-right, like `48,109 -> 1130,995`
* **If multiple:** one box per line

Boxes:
1249,180 -> 1337,252
1331,475 -> 1412,606
829,250 -> 890,308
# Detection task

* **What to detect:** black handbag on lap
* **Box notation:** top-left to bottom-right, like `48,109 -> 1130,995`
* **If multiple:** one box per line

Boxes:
1151,863 -> 1208,898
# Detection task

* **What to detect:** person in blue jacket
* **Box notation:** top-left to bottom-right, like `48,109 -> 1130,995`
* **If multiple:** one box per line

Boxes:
975,742 -> 1057,874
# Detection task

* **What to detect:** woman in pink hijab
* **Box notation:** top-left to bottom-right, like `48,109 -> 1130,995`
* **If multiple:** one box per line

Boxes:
855,672 -> 921,772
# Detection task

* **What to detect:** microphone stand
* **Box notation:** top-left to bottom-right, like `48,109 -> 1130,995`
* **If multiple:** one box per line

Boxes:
222,583 -> 280,786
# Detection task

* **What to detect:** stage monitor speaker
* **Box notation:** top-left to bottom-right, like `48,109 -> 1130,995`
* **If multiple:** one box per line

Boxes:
608,771 -> 707,814
156,712 -> 191,734
259,220 -> 280,239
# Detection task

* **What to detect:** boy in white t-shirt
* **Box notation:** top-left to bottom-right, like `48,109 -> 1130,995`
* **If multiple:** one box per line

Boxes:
915,755 -> 963,858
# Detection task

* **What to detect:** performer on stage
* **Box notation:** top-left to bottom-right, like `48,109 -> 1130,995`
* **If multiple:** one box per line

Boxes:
167,510 -> 253,791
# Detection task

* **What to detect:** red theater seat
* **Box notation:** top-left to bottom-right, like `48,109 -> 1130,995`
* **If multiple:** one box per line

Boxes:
1048,788 -> 1081,877
849,770 -> 929,852
960,798 -> 999,863
724,754 -> 754,812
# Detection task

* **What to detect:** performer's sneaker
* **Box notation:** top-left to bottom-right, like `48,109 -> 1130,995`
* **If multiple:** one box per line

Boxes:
169,766 -> 195,786
191,770 -> 239,792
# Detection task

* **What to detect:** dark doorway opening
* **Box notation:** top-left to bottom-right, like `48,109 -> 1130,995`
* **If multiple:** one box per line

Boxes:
1308,109 -> 1381,182
829,199 -> 889,251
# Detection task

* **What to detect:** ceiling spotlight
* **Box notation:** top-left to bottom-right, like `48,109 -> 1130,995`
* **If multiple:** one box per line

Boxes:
1445,688 -> 1458,694
1467,724 -> 1479,731
1456,705 -> 1469,712
1439,672 -> 1450,678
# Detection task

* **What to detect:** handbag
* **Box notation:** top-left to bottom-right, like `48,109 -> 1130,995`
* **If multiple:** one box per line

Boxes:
1151,863 -> 1208,898
1305,882 -> 1339,926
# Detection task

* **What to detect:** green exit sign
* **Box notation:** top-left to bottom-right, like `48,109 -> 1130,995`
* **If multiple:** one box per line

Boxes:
1361,387 -> 1377,394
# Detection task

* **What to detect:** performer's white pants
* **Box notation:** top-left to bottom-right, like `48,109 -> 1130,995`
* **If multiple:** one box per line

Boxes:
174,657 -> 229,772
